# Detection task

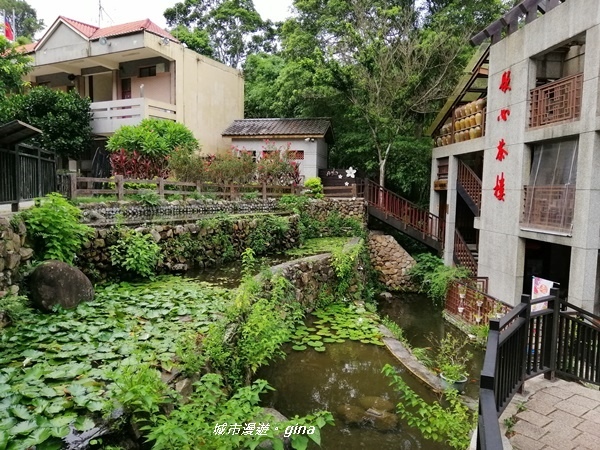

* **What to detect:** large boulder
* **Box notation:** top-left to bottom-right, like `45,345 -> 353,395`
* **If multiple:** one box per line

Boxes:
29,261 -> 94,312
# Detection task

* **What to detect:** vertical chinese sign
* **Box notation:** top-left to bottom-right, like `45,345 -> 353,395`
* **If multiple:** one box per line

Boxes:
493,70 -> 511,201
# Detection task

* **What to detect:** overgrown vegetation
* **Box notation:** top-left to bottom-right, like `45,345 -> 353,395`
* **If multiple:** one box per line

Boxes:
278,195 -> 363,242
109,230 -> 162,279
0,294 -> 31,328
408,253 -> 470,306
383,364 -> 475,449
19,193 -> 94,264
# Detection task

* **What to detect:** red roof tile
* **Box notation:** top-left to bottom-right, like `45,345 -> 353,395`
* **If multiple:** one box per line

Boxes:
15,42 -> 36,53
91,18 -> 177,42
59,16 -> 99,38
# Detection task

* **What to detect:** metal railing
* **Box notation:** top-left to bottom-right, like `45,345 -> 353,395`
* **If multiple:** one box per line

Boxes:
0,144 -> 56,210
446,280 -> 511,328
521,184 -> 575,234
90,98 -> 178,135
364,180 -> 445,248
529,73 -> 583,128
477,290 -> 600,448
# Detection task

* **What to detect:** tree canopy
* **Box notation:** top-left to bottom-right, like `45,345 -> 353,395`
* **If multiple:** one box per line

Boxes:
0,35 -> 31,97
0,0 -> 44,40
164,0 -> 278,68
0,87 -> 93,158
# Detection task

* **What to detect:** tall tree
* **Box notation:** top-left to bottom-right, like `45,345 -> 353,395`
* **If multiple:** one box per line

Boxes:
0,0 -> 44,40
0,35 -> 31,97
280,0 -> 507,188
164,0 -> 278,68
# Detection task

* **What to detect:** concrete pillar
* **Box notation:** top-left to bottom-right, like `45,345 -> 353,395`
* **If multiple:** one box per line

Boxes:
442,155 -> 458,266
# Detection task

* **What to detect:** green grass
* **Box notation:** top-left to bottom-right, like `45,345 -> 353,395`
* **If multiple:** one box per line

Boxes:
0,277 -> 232,449
285,237 -> 349,257
70,195 -> 118,204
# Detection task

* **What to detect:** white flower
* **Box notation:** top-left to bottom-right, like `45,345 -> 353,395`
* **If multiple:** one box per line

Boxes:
338,174 -> 343,179
346,167 -> 356,178
344,181 -> 349,186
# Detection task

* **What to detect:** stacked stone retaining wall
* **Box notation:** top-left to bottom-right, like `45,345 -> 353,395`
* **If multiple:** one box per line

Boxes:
368,232 -> 416,291
0,218 -> 32,295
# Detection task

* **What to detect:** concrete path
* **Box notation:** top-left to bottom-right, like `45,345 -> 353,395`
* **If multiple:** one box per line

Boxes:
500,375 -> 600,450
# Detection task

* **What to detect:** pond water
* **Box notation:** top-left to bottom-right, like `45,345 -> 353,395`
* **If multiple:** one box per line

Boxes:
186,256 -> 483,449
378,293 -> 484,399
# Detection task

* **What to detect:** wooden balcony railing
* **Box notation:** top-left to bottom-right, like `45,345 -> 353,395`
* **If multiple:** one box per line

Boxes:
520,185 -> 575,234
457,160 -> 481,212
453,229 -> 477,275
529,73 -> 583,128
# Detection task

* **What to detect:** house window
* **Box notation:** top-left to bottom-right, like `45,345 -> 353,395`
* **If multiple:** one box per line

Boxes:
139,66 -> 157,78
288,150 -> 304,160
521,139 -> 578,234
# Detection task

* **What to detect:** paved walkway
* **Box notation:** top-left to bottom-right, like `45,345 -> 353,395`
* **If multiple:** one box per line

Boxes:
500,375 -> 600,450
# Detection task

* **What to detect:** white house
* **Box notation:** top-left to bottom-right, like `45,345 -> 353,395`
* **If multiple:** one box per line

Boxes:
222,118 -> 333,182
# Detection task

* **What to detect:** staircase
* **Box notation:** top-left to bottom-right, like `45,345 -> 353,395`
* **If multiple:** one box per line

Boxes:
457,160 -> 482,216
364,180 -> 445,251
453,229 -> 478,275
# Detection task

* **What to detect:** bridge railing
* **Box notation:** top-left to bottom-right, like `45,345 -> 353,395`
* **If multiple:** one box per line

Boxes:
364,180 -> 445,247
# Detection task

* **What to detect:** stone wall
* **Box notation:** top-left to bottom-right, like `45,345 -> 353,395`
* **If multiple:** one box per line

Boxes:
304,198 -> 365,223
78,214 -> 301,280
78,198 -> 281,225
0,218 -> 33,296
266,238 -> 367,311
368,232 -> 415,291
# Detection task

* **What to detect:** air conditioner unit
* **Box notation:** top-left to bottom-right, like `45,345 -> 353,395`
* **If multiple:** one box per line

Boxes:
156,63 -> 166,73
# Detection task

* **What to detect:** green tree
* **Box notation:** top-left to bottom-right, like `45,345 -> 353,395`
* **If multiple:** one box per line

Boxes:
0,35 -> 31,96
164,0 -> 278,68
0,0 -> 44,40
0,87 -> 92,157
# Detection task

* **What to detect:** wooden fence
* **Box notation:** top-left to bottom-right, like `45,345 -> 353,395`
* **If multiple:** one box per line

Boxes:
0,144 -> 56,211
58,174 -> 363,201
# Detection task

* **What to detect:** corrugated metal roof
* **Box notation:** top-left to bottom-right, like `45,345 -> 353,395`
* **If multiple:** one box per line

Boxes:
222,118 -> 333,140
0,120 -> 42,146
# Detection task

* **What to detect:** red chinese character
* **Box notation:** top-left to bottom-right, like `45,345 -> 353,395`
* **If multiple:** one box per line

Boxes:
496,139 -> 508,161
497,108 -> 510,121
499,70 -> 511,93
494,173 -> 506,201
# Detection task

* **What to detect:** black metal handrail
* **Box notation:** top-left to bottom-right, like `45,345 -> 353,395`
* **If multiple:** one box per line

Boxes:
477,289 -> 600,449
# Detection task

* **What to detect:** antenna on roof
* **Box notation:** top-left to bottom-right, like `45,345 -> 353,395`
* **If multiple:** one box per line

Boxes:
97,0 -> 114,27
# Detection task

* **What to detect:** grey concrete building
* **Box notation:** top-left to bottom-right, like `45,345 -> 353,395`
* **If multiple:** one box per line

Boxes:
429,0 -> 600,313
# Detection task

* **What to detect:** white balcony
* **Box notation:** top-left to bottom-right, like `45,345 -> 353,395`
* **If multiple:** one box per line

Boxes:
90,98 -> 177,135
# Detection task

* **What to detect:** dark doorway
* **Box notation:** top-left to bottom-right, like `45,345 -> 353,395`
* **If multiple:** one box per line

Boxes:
522,239 -> 571,299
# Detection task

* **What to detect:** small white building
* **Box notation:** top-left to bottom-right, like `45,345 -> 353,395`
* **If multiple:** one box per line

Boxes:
222,118 -> 333,182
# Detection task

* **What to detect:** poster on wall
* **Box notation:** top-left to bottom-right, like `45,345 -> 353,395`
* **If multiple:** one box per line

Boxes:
531,277 -> 555,312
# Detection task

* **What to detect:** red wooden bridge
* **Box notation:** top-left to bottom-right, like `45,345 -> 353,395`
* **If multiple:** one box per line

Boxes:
364,180 -> 445,251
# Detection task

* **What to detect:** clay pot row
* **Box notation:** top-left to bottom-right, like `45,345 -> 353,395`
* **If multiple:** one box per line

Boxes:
455,98 -> 487,118
455,112 -> 483,131
435,126 -> 483,146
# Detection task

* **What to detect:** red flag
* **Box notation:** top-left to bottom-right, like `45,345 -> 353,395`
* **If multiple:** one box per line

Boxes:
4,13 -> 13,41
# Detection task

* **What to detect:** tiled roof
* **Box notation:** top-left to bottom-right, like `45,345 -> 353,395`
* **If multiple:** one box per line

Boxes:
59,16 -> 98,38
15,42 -> 36,54
91,19 -> 177,42
52,16 -> 178,44
222,118 -> 332,138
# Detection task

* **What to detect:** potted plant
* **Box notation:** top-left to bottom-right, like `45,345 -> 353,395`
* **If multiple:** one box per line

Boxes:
475,292 -> 484,307
432,333 -> 473,393
458,284 -> 467,299
439,362 -> 468,393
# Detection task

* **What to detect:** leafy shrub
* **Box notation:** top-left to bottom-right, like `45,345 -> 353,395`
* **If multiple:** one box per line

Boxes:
383,364 -> 474,449
256,141 -> 301,186
108,149 -> 170,179
241,191 -> 259,200
134,189 -> 161,206
109,230 -> 161,278
20,193 -> 94,264
0,294 -> 31,327
248,215 -> 290,254
408,253 -> 470,306
204,151 -> 256,184
168,150 -> 215,183
304,176 -> 324,198
107,119 -> 198,158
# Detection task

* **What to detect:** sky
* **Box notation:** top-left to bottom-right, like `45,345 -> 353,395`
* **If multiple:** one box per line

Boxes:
26,0 -> 294,37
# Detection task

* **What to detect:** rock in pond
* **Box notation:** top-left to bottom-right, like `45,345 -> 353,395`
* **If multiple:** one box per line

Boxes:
358,395 -> 395,412
29,260 -> 94,312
